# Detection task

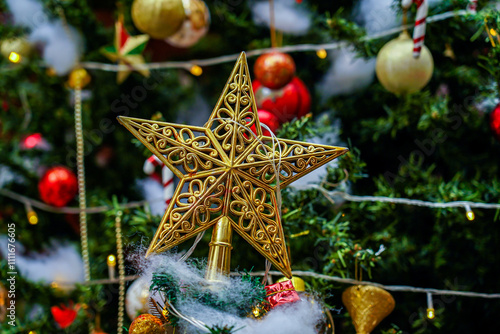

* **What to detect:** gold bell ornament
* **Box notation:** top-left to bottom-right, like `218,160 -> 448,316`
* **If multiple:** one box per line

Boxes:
375,31 -> 434,95
165,0 -> 210,48
131,0 -> 186,39
1,37 -> 32,63
342,285 -> 395,334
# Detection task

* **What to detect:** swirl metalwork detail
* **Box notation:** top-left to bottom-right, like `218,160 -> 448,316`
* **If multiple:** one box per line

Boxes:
118,52 -> 348,278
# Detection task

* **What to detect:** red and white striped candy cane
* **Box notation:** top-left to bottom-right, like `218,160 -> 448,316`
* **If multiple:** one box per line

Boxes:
143,155 -> 175,206
467,0 -> 477,13
402,0 -> 428,59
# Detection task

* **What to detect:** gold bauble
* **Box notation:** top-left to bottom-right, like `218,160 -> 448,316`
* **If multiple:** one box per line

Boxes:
342,285 -> 395,334
375,31 -> 434,94
1,37 -> 32,62
165,0 -> 210,48
276,276 -> 306,292
68,68 -> 91,89
129,314 -> 165,334
131,0 -> 186,39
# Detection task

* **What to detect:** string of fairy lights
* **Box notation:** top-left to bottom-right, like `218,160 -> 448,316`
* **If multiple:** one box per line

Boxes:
51,267 -> 500,322
3,10 -> 470,76
1,184 -> 498,225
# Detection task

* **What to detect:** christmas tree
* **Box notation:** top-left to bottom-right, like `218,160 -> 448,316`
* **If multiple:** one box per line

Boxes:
1,0 -> 500,333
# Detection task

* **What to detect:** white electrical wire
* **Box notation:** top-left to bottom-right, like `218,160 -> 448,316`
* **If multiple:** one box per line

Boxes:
56,270 -> 500,299
77,10 -> 468,72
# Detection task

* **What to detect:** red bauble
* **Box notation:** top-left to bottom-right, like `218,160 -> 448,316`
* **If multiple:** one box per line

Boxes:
490,103 -> 500,140
251,110 -> 281,137
254,52 -> 295,89
253,77 -> 311,124
292,77 -> 312,118
39,166 -> 78,207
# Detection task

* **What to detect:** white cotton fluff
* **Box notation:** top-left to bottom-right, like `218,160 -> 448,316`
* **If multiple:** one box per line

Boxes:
250,0 -> 311,35
317,47 -> 376,99
136,177 -> 166,217
288,117 -> 343,189
0,237 -> 84,286
131,252 -> 325,334
6,0 -> 83,75
5,0 -> 47,29
354,0 -> 398,35
29,20 -> 83,75
319,0 -> 399,99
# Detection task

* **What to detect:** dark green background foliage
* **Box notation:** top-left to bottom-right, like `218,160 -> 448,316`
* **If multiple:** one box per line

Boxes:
1,0 -> 499,333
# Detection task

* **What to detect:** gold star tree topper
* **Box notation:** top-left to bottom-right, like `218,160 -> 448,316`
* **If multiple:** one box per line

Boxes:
118,52 -> 348,279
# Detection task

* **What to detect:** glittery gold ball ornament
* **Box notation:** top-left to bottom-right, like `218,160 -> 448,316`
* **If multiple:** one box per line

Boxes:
131,0 -> 186,39
129,314 -> 165,334
375,31 -> 434,94
1,37 -> 32,62
125,277 -> 151,320
342,285 -> 395,334
166,0 -> 210,48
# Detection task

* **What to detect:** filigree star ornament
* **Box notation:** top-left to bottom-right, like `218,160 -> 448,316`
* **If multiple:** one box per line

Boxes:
101,15 -> 150,84
118,52 -> 348,278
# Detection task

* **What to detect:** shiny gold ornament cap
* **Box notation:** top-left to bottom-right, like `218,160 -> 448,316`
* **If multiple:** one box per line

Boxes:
68,68 -> 91,89
342,285 -> 395,334
276,276 -> 306,292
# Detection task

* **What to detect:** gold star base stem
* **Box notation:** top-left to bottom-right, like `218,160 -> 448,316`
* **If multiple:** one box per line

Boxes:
205,217 -> 233,281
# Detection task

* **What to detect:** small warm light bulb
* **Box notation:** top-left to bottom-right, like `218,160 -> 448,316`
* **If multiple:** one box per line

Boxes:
107,254 -> 116,267
27,210 -> 38,225
190,65 -> 203,76
8,52 -> 21,63
316,49 -> 327,59
427,308 -> 435,319
464,205 -> 475,221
